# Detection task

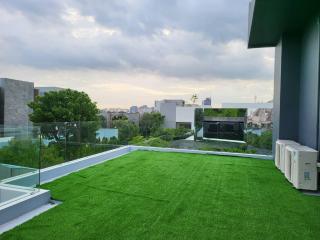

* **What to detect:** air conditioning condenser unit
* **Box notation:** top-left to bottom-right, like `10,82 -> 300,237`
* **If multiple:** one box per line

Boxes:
275,140 -> 299,173
290,146 -> 318,191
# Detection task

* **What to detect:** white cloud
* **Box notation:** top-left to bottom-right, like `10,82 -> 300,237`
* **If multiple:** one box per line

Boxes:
0,0 -> 275,107
61,7 -> 120,39
62,8 -> 95,24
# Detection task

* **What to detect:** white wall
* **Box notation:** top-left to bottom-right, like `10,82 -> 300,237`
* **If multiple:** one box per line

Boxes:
176,106 -> 196,130
160,103 -> 177,128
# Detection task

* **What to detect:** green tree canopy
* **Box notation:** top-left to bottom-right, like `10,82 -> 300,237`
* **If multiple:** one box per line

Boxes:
113,120 -> 139,144
139,112 -> 165,137
29,89 -> 99,123
112,115 -> 128,122
28,89 -> 100,142
203,108 -> 247,118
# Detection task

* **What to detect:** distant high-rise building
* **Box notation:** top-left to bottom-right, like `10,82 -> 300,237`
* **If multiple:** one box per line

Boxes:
129,106 -> 138,113
202,97 -> 212,107
138,105 -> 154,115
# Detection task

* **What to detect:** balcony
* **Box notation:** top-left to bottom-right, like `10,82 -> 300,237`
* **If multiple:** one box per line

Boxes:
0,119 -> 318,239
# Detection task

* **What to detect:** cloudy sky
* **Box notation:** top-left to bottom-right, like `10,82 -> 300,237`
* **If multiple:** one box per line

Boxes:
0,0 -> 274,108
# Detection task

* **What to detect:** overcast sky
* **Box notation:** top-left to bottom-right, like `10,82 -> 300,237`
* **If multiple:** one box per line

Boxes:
0,0 -> 274,108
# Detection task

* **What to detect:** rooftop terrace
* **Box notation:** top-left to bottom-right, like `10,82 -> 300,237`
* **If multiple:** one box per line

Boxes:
2,151 -> 320,239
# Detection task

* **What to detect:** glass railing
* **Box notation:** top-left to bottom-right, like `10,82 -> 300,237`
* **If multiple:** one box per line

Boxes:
0,122 -> 122,185
131,108 -> 273,156
0,112 -> 272,207
0,125 -> 41,190
0,121 -> 123,206
0,112 -> 273,194
35,122 -> 122,168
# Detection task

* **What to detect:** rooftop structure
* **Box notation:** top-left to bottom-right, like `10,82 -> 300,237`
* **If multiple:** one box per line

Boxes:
202,97 -> 212,107
0,78 -> 34,126
249,0 -> 320,154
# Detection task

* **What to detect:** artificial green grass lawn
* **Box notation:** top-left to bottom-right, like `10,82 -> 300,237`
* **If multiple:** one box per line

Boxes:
2,151 -> 320,240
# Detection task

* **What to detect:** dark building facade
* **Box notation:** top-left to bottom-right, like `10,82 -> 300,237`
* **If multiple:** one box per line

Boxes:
203,120 -> 245,141
194,108 -> 247,141
248,0 -> 320,157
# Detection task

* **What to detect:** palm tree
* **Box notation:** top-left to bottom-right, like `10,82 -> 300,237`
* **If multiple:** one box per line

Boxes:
191,94 -> 198,104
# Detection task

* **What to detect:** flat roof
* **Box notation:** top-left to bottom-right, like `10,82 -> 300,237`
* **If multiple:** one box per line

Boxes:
248,0 -> 320,48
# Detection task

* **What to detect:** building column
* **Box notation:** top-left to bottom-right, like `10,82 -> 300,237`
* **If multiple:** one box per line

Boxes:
272,34 -> 301,153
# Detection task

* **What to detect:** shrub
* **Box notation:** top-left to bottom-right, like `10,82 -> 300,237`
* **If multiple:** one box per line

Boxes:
245,130 -> 272,150
152,128 -> 175,141
113,120 -> 139,144
129,136 -> 170,148
139,112 -> 165,137
129,136 -> 145,145
144,138 -> 170,147
259,130 -> 272,150
152,128 -> 191,141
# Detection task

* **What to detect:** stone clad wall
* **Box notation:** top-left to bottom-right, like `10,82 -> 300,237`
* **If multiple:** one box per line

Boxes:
0,78 -> 34,126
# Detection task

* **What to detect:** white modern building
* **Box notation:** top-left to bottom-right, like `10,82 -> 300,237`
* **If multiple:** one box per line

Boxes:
155,99 -> 186,128
156,99 -> 274,131
155,99 -> 185,112
176,106 -> 197,130
155,99 -> 208,130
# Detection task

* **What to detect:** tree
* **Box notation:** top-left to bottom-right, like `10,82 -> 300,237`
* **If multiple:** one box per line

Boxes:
29,89 -> 99,123
259,130 -> 272,150
99,115 -> 108,128
245,130 -> 272,150
28,89 -> 100,143
191,94 -> 198,104
112,115 -> 128,122
113,120 -> 139,144
139,112 -> 165,137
